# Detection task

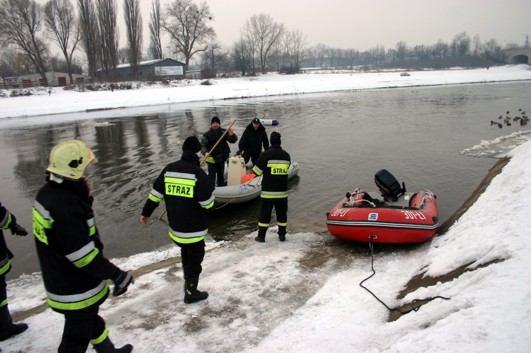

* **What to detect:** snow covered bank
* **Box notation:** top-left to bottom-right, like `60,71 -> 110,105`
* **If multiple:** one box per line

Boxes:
3,139 -> 531,352
4,231 -> 356,352
249,140 -> 531,353
1,65 -> 530,121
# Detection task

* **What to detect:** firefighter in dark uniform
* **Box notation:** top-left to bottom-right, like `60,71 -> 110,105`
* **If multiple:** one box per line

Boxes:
238,118 -> 269,166
252,132 -> 291,242
140,136 -> 214,304
33,140 -> 134,353
0,203 -> 28,341
201,116 -> 237,187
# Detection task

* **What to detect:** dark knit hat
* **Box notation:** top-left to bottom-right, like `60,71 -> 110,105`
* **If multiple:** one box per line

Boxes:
211,116 -> 221,125
270,131 -> 281,146
182,136 -> 202,153
252,117 -> 260,124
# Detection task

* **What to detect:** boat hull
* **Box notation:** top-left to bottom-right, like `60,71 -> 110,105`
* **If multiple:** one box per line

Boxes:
326,190 -> 439,244
214,161 -> 299,205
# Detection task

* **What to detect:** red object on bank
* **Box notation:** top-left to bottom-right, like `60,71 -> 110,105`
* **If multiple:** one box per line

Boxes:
326,170 -> 439,244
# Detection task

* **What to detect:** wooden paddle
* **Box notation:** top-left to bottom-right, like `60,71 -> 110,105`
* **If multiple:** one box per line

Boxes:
157,119 -> 237,223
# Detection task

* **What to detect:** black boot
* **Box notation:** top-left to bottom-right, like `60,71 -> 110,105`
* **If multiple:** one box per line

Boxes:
278,226 -> 286,242
0,305 -> 28,341
93,337 -> 133,353
184,278 -> 208,304
255,227 -> 267,242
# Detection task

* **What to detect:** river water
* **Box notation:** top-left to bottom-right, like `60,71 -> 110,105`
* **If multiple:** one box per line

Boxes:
1,80 -> 530,277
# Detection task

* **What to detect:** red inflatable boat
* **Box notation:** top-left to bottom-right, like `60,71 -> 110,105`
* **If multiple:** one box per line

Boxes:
326,170 -> 439,244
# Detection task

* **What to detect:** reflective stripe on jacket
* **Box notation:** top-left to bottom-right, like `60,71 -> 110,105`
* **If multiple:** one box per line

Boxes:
142,151 -> 214,244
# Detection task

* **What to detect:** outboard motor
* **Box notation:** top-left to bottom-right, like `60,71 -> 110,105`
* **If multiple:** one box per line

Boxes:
375,169 -> 406,202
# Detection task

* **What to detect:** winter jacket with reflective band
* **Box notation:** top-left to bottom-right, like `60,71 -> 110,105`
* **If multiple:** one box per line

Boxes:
33,178 -> 120,313
142,151 -> 215,244
0,203 -> 15,277
238,123 -> 269,157
201,128 -> 238,164
252,146 -> 291,199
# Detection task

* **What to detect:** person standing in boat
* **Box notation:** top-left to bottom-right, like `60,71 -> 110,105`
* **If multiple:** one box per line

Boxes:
252,132 -> 291,242
238,118 -> 269,166
201,116 -> 238,187
0,203 -> 29,342
140,136 -> 214,304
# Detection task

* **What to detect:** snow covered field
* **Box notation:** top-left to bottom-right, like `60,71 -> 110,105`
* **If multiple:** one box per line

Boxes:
1,65 -> 530,122
3,138 -> 531,352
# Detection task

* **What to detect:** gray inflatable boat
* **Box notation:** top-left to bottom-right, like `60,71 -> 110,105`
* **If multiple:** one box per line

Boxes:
213,161 -> 299,205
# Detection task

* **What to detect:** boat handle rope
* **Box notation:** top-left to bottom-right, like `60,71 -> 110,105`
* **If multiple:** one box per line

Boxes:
358,241 -> 450,316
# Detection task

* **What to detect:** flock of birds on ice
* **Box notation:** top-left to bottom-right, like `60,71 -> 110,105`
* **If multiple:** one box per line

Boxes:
490,108 -> 529,128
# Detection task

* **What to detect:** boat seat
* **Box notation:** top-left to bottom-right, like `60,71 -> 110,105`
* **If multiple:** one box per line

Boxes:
385,193 -> 412,208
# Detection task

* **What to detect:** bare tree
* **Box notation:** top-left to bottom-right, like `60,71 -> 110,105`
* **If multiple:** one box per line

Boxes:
44,0 -> 80,84
1,48 -> 36,77
149,0 -> 163,59
244,31 -> 258,75
123,0 -> 142,78
232,37 -> 250,76
244,14 -> 284,74
97,0 -> 119,75
200,41 -> 230,77
78,0 -> 100,79
117,47 -> 129,64
395,41 -> 407,62
432,40 -> 449,59
282,30 -> 306,73
162,0 -> 215,68
451,32 -> 471,57
0,0 -> 49,85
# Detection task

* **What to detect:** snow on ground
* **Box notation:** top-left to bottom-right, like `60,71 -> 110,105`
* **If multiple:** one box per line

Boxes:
3,231 -> 361,352
5,241 -> 224,313
249,140 -> 531,353
3,139 -> 531,352
1,65 -> 530,122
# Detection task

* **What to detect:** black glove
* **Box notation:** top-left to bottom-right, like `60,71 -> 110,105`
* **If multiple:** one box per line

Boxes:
10,223 -> 28,236
112,270 -> 134,297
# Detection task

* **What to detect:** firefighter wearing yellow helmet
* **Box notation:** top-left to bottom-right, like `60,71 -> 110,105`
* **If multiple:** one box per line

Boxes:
33,140 -> 134,353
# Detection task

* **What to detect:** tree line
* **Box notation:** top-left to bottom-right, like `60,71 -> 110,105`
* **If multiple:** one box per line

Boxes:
302,33 -> 512,70
0,0 -> 523,86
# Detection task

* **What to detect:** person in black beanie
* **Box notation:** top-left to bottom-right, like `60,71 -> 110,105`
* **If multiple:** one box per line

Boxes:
201,116 -> 238,187
252,132 -> 291,242
238,118 -> 269,166
141,136 -> 214,304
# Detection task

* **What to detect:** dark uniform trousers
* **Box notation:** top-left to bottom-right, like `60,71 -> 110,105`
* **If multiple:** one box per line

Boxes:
0,274 -> 9,324
59,306 -> 106,353
242,150 -> 260,166
207,161 -> 226,188
0,275 -> 6,308
177,240 -> 205,280
258,198 -> 288,237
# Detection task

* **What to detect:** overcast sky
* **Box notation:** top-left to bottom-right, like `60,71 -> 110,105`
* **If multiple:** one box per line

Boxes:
149,0 -> 531,50
38,0 -> 531,53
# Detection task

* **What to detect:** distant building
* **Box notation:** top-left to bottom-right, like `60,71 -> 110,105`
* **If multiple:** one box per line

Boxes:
96,58 -> 186,81
503,47 -> 531,64
185,69 -> 202,80
2,72 -> 87,88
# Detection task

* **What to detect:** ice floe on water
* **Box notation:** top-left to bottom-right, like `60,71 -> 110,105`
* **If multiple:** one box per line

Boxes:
460,129 -> 531,158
